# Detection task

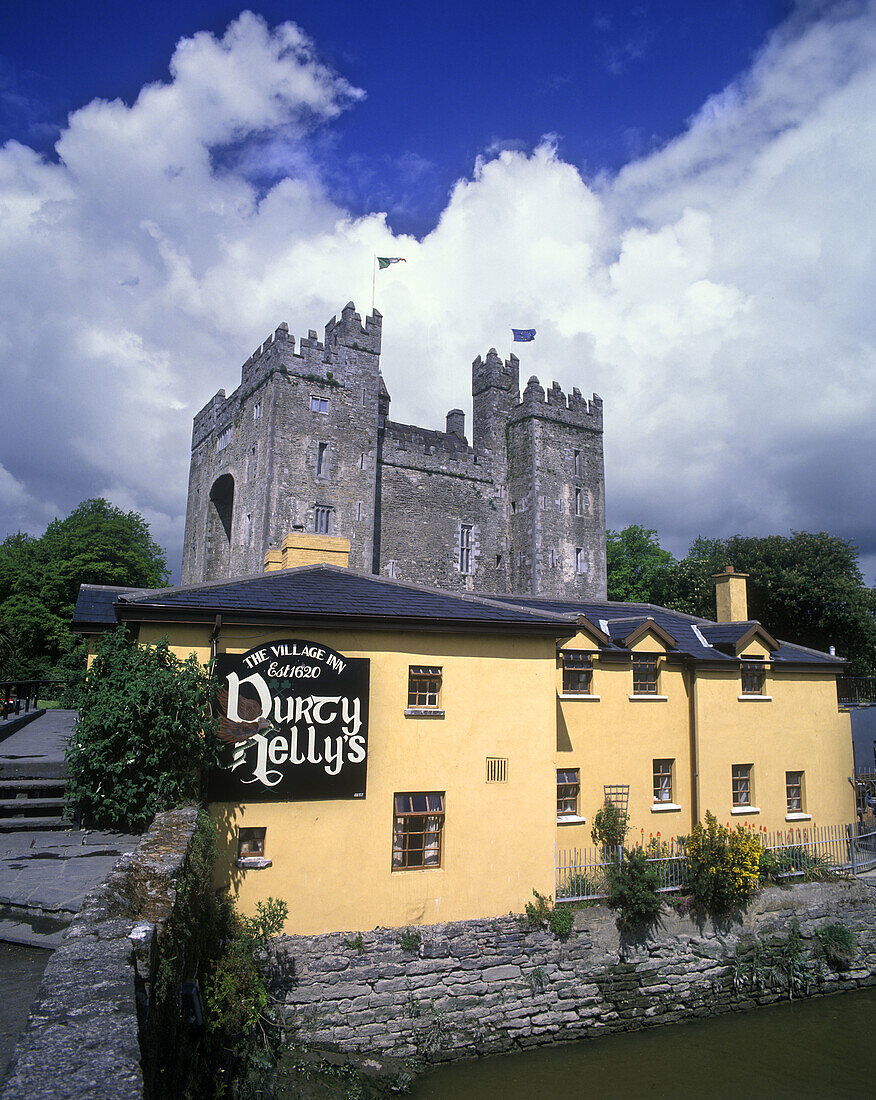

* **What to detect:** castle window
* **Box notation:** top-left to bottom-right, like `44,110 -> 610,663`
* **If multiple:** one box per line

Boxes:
459,524 -> 473,574
216,426 -> 232,451
358,453 -> 366,470
357,501 -> 363,521
562,651 -> 592,695
557,769 -> 580,819
575,547 -> 586,574
243,513 -> 252,545
392,793 -> 444,870
314,506 -> 332,534
253,401 -> 261,421
549,549 -> 556,568
575,488 -> 583,516
574,450 -> 583,478
316,442 -> 328,478
310,396 -> 329,414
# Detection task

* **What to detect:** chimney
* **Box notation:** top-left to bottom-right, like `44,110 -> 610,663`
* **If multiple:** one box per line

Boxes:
264,532 -> 350,572
714,565 -> 749,622
446,409 -> 465,438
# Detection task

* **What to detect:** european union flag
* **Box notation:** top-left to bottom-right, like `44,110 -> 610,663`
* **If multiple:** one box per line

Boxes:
512,328 -> 536,342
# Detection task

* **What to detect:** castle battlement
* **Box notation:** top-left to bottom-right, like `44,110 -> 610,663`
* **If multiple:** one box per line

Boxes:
512,376 -> 603,431
472,349 -> 520,396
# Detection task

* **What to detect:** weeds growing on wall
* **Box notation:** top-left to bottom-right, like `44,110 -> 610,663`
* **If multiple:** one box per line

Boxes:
607,847 -> 663,930
816,923 -> 857,969
522,889 -> 575,938
684,811 -> 761,916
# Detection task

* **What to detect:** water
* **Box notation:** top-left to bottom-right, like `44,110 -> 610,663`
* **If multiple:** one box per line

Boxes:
411,987 -> 876,1099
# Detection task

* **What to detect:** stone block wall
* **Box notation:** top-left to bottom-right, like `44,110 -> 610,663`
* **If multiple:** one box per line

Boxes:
270,880 -> 876,1065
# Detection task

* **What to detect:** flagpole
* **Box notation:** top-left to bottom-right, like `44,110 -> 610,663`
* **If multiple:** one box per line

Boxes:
372,255 -> 377,313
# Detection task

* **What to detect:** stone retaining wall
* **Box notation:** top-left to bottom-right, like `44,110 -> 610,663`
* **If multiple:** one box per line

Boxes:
271,879 -> 876,1064
0,808 -> 198,1100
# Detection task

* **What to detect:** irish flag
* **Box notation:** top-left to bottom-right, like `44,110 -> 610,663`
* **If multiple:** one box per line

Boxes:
377,257 -> 406,269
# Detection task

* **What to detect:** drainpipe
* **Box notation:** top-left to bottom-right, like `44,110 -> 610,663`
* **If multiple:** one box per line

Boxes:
687,660 -> 700,825
211,615 -> 222,662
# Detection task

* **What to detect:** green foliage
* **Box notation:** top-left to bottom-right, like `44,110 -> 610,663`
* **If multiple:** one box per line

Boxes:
548,903 -> 574,939
65,626 -> 218,831
685,811 -> 762,915
816,923 -> 857,969
399,928 -> 422,953
523,889 -> 553,928
591,800 -> 629,855
606,525 -> 676,605
344,931 -> 366,954
0,498 -> 170,678
607,847 -> 662,930
758,844 -> 834,884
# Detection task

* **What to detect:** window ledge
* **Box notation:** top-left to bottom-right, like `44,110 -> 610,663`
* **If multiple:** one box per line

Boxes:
404,708 -> 445,719
558,693 -> 601,701
651,802 -> 682,813
236,857 -> 272,870
628,694 -> 668,702
557,815 -> 587,826
738,695 -> 772,702
785,812 -> 812,822
731,806 -> 760,815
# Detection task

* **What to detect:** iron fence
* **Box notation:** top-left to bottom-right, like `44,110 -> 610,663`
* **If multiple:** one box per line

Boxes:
1,680 -> 68,721
837,676 -> 876,707
556,821 -> 876,902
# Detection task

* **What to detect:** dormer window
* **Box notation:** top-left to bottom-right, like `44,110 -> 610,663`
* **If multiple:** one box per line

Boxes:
561,651 -> 592,695
741,659 -> 766,695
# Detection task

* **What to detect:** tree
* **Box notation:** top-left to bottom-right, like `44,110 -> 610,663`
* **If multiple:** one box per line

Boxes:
668,533 -> 876,675
66,627 -> 218,831
0,499 -> 170,678
606,525 -> 676,605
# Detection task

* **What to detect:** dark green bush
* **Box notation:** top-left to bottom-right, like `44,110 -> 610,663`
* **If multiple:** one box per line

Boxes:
817,923 -> 857,969
607,847 -> 662,930
549,904 -> 574,938
66,626 -> 218,831
591,801 -> 629,856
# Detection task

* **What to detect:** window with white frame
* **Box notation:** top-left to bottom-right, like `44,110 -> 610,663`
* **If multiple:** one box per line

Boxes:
653,759 -> 673,803
561,650 -> 593,694
557,769 -> 580,818
459,524 -> 473,574
310,396 -> 329,414
408,666 -> 442,711
314,506 -> 331,534
786,771 -> 804,813
392,793 -> 444,869
732,764 -> 753,807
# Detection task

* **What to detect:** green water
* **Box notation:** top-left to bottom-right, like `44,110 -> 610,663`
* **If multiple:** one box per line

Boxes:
411,987 -> 876,1099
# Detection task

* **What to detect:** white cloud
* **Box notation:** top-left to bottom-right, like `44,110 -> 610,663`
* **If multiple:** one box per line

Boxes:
0,5 -> 874,583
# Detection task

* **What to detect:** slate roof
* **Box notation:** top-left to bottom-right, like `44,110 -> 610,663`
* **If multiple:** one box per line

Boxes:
71,584 -> 162,628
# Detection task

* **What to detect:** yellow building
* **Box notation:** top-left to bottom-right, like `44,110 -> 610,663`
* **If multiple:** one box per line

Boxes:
73,559 -> 854,934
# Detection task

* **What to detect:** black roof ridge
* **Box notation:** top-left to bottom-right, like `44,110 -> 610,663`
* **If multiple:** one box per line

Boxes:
126,563 -> 576,625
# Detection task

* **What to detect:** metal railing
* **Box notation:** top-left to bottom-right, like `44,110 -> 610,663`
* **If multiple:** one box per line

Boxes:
556,821 -> 876,902
0,680 -> 68,721
837,676 -> 876,707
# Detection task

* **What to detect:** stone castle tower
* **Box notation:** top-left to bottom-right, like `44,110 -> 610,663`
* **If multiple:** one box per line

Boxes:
182,302 -> 607,599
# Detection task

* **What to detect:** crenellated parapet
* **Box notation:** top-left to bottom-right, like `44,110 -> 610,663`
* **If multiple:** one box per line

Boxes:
512,376 -> 603,432
472,348 -> 520,397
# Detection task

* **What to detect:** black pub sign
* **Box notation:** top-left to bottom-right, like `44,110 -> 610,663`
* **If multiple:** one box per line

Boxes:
209,640 -> 369,801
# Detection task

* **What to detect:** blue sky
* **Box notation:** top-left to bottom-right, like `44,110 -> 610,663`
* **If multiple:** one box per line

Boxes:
1,1 -> 874,592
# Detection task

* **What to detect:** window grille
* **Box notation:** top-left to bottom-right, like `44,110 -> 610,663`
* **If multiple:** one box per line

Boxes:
392,793 -> 444,869
653,760 -> 673,802
632,655 -> 658,694
459,524 -> 473,574
732,764 -> 752,806
310,396 -> 329,414
786,771 -> 803,812
314,506 -> 331,534
216,426 -> 232,451
486,757 -> 508,783
408,666 -> 442,709
561,650 -> 593,694
741,659 -> 766,695
557,769 -> 580,817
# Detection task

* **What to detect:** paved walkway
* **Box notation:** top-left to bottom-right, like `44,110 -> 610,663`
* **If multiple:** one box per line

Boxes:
0,708 -> 76,779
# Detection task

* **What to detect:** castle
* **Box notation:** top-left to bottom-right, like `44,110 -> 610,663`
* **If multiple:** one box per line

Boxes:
182,302 -> 607,599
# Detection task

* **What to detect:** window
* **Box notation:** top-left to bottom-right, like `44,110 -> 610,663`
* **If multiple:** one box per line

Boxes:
653,760 -> 673,803
238,828 -> 266,858
310,396 -> 329,414
732,764 -> 752,807
316,442 -> 328,477
575,547 -> 585,574
574,450 -> 583,477
253,401 -> 261,421
356,501 -> 362,521
557,769 -> 580,818
358,452 -> 366,470
314,506 -> 331,534
575,488 -> 583,516
486,757 -> 508,783
243,512 -> 252,545
216,426 -> 232,451
548,549 -> 556,568
408,666 -> 442,711
459,524 -> 473,574
741,659 -> 766,695
786,771 -> 804,813
562,650 -> 592,695
392,793 -> 444,869
632,655 -> 658,694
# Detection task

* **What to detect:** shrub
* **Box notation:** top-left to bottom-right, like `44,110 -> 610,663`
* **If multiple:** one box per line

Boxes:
685,811 -> 761,915
759,844 -> 833,884
549,904 -> 574,939
399,928 -> 422,953
817,923 -> 857,969
607,847 -> 662,930
66,626 -> 218,831
591,800 -> 629,855
523,889 -> 553,928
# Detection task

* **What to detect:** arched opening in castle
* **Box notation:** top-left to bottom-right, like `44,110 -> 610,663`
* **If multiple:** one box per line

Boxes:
183,302 -> 607,600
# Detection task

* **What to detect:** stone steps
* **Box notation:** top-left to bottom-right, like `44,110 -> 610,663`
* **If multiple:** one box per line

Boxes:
0,779 -> 69,831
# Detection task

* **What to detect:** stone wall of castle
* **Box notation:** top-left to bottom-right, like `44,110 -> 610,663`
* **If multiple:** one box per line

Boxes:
182,303 -> 608,599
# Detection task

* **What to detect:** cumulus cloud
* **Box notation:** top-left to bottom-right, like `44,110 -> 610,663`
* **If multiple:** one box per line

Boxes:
0,5 -> 874,583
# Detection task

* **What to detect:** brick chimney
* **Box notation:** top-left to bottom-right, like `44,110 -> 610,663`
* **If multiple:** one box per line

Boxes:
714,565 -> 749,622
